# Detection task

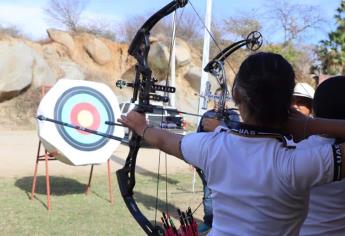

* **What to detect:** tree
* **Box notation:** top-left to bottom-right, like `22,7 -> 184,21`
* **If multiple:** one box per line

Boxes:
118,11 -> 202,45
317,0 -> 345,75
0,24 -> 24,38
264,42 -> 315,83
264,0 -> 324,43
223,15 -> 262,40
174,11 -> 202,42
77,20 -> 117,41
44,0 -> 117,41
44,0 -> 88,32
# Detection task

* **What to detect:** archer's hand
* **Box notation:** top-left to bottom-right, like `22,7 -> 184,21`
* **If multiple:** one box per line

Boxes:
118,111 -> 148,136
202,118 -> 221,132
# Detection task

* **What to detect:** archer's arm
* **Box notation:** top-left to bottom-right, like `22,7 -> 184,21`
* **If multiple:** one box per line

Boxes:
308,118 -> 345,138
285,109 -> 345,141
118,111 -> 184,159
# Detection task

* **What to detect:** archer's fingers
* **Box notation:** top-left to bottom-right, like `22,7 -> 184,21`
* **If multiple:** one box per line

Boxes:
117,115 -> 129,126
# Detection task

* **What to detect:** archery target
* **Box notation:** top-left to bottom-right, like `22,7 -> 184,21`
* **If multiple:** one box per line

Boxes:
54,86 -> 114,151
37,79 -> 124,166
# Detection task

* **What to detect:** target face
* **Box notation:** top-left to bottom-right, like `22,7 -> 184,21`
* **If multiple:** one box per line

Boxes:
54,86 -> 115,151
37,79 -> 124,166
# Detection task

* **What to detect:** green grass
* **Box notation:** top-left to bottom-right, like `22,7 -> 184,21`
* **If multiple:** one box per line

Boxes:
0,171 -> 203,236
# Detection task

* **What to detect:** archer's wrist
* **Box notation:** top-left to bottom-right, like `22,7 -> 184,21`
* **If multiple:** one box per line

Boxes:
138,125 -> 152,138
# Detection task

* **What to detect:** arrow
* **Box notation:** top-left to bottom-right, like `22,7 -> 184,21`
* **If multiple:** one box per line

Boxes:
37,115 -> 124,142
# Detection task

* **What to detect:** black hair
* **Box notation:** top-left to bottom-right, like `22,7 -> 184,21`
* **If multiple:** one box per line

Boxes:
313,76 -> 345,120
232,52 -> 295,124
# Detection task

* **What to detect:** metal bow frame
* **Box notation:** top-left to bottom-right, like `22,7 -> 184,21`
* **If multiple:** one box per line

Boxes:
203,31 -> 263,123
115,1 -> 188,235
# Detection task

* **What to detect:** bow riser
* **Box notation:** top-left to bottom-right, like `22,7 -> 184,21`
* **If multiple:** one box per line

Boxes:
116,1 -> 189,235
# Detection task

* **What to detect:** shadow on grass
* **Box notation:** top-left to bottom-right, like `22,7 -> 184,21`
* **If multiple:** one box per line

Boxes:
15,176 -> 86,196
133,191 -> 202,223
111,155 -> 179,185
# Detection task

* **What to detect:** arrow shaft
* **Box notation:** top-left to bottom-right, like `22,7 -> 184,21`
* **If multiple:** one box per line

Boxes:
37,115 -> 123,142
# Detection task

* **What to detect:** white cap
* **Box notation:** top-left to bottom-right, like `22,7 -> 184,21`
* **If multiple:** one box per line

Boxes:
293,82 -> 315,100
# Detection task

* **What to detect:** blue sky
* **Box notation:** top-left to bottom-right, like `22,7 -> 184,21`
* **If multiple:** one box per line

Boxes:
0,0 -> 341,44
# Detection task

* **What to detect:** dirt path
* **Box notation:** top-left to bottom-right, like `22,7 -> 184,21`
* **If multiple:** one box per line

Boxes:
0,130 -> 193,178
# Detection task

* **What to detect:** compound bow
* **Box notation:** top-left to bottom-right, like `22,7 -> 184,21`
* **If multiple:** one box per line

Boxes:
203,31 -> 263,125
116,1 -> 263,233
115,1 -> 188,235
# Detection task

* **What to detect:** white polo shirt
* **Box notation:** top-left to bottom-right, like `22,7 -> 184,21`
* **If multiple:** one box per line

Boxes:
298,135 -> 345,236
181,129 -> 335,236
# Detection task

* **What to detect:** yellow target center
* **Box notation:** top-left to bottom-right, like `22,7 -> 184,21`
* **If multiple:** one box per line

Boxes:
77,110 -> 93,127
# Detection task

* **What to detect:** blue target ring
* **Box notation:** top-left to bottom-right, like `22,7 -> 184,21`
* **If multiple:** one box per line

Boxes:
54,86 -> 115,151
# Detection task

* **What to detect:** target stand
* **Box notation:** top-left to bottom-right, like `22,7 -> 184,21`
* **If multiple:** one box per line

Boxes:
30,141 -> 113,210
32,82 -> 123,210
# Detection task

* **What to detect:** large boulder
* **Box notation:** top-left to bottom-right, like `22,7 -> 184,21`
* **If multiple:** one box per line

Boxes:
32,51 -> 56,88
184,66 -> 202,90
148,41 -> 170,71
0,41 -> 55,100
0,41 -> 32,97
58,60 -> 85,80
184,66 -> 220,92
47,29 -> 75,52
84,38 -> 112,65
175,38 -> 191,67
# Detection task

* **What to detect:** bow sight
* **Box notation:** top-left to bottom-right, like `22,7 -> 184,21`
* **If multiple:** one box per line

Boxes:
122,0 -> 188,108
116,79 -> 176,104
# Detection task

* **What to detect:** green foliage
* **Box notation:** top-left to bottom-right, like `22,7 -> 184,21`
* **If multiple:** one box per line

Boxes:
317,0 -> 345,75
263,43 -> 303,65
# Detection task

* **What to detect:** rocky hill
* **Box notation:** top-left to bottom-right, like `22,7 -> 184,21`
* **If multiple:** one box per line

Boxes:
0,29 -> 233,130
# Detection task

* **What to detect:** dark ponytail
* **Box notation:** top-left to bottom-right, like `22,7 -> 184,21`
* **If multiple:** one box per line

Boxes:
313,76 -> 345,144
233,52 -> 295,124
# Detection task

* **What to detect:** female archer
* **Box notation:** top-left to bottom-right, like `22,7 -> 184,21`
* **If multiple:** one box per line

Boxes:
119,52 -> 345,235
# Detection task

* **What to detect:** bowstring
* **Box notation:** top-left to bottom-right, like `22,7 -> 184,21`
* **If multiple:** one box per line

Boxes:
155,0 -> 244,224
188,0 -> 237,78
153,6 -> 185,227
163,5 -> 186,216
154,150 -> 162,227
187,0 -> 237,217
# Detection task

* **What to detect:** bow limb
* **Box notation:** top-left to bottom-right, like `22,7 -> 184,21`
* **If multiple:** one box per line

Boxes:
203,31 -> 263,122
116,1 -> 188,235
188,0 -> 262,120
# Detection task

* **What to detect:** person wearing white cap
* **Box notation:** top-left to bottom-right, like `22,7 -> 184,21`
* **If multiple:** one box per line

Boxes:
292,82 -> 315,116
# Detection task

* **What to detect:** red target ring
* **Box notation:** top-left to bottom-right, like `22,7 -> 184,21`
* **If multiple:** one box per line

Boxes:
54,86 -> 115,151
70,103 -> 100,135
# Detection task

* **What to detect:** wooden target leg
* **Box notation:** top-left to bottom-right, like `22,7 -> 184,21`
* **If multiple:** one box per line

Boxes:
107,159 -> 113,204
45,150 -> 51,211
86,165 -> 94,195
31,141 -> 41,200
